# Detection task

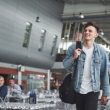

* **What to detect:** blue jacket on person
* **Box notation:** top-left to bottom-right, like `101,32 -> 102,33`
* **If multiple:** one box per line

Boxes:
0,85 -> 8,100
63,43 -> 110,96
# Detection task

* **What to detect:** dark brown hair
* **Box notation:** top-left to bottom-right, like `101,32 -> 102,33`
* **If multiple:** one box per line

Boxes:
84,22 -> 100,33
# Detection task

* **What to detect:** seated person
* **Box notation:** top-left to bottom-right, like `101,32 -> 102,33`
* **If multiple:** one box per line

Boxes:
0,75 -> 8,100
8,78 -> 22,96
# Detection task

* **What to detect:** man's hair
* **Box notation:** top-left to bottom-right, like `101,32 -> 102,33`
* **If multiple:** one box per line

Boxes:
84,22 -> 100,33
9,78 -> 15,80
0,75 -> 4,79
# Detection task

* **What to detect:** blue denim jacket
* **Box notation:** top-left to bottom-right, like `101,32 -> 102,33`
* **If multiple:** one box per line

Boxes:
63,43 -> 110,96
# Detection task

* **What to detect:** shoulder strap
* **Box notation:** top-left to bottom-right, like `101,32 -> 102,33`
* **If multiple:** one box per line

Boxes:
71,59 -> 78,79
71,41 -> 82,78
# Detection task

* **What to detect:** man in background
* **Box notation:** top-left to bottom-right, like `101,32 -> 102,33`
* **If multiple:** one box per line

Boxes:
8,78 -> 22,96
0,75 -> 8,100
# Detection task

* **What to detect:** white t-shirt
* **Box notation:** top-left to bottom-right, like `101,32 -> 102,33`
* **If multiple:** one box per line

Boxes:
80,46 -> 94,94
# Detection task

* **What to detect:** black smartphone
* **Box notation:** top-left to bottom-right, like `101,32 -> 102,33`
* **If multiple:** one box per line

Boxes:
76,41 -> 82,49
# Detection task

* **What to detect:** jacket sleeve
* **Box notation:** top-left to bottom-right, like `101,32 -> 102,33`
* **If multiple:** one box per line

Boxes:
100,49 -> 110,97
63,44 -> 76,72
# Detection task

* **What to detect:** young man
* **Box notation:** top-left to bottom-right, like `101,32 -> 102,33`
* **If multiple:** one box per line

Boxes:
0,75 -> 8,100
63,22 -> 110,110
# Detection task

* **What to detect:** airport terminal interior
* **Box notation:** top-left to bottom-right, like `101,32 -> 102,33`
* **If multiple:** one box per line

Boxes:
0,0 -> 110,109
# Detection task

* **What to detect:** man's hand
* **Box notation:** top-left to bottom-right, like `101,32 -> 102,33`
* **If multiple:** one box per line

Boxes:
73,48 -> 82,59
100,96 -> 108,105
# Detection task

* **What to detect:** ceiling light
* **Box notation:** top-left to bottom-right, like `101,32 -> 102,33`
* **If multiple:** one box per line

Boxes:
100,29 -> 104,36
79,13 -> 84,18
36,16 -> 40,22
100,31 -> 104,36
41,29 -> 46,33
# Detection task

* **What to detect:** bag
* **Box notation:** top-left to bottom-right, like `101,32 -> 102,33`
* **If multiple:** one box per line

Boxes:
59,42 -> 81,104
59,73 -> 76,104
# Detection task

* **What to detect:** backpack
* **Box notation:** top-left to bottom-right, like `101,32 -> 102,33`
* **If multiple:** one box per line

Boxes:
59,42 -> 81,104
59,73 -> 76,104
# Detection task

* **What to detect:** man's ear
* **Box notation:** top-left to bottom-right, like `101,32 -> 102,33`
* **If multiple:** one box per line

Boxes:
95,33 -> 99,38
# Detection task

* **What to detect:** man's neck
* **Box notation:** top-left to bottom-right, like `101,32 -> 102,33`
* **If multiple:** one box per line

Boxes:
83,41 -> 94,49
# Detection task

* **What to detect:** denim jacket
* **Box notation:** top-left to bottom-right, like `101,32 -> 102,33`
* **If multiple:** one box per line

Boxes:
63,43 -> 110,96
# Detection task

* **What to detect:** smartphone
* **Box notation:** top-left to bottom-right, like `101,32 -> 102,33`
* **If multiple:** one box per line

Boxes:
76,41 -> 82,49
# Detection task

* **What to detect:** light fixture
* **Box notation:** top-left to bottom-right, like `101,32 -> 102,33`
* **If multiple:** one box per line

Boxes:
10,75 -> 15,79
41,29 -> 46,33
100,29 -> 104,36
36,16 -> 40,22
26,22 -> 31,25
66,34 -> 69,38
100,31 -> 104,36
79,13 -> 84,18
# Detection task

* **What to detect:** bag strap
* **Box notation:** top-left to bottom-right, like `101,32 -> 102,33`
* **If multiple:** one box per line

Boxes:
71,41 -> 82,81
71,59 -> 78,79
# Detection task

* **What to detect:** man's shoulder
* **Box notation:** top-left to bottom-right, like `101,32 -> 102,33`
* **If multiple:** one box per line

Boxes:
14,84 -> 20,87
0,85 -> 7,90
68,43 -> 76,51
95,43 -> 106,53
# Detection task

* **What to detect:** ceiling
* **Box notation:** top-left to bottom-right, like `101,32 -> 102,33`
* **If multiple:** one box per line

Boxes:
62,0 -> 110,5
61,0 -> 110,43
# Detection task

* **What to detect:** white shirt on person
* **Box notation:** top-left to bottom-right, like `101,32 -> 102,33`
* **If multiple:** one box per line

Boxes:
8,84 -> 22,96
80,46 -> 94,94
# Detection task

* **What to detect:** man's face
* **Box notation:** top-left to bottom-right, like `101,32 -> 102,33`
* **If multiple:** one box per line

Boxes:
83,26 -> 98,41
0,77 -> 4,87
9,79 -> 15,86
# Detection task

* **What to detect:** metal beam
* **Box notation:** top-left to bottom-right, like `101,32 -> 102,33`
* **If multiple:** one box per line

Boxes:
61,14 -> 110,22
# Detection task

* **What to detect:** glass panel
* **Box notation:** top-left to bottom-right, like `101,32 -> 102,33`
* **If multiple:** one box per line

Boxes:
38,29 -> 46,51
22,22 -> 32,48
27,74 -> 45,91
51,35 -> 58,56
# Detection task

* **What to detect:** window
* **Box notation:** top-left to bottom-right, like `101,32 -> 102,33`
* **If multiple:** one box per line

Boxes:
38,29 -> 46,51
22,22 -> 32,48
51,35 -> 58,56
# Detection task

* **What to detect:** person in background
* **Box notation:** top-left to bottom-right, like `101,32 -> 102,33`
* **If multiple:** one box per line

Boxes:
8,78 -> 22,96
0,75 -> 8,100
63,22 -> 110,110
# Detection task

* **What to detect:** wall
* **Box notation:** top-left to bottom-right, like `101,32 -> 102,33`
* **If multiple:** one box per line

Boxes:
0,0 -> 64,69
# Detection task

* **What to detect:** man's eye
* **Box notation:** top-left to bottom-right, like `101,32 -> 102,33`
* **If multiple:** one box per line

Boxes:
89,30 -> 92,32
84,30 -> 92,32
84,30 -> 87,32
